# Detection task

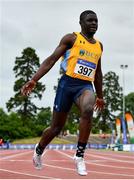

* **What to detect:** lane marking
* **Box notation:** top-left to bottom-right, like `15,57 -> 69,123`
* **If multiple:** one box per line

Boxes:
0,150 -> 22,155
88,150 -> 134,159
4,158 -> 134,170
0,149 -> 47,160
43,163 -> 75,171
86,152 -> 134,164
1,149 -> 134,178
1,159 -> 107,163
0,151 -> 33,160
56,150 -> 134,178
0,168 -> 61,179
43,162 -> 134,177
86,161 -> 134,170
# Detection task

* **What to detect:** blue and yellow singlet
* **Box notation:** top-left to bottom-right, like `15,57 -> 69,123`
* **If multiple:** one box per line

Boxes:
60,32 -> 102,82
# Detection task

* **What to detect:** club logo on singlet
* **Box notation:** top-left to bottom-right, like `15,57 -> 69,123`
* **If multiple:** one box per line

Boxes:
79,50 -> 85,56
79,49 -> 99,60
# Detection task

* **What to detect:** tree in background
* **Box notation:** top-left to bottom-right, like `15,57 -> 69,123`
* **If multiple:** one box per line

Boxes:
36,107 -> 52,127
34,107 -> 52,136
96,71 -> 123,132
0,108 -> 33,140
63,104 -> 80,135
0,108 -> 9,140
6,47 -> 46,120
125,92 -> 134,115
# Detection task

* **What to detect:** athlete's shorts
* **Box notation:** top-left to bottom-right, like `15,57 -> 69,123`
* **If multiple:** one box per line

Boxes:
53,74 -> 94,112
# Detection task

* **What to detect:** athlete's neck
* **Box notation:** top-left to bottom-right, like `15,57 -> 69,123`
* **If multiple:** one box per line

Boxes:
80,32 -> 96,44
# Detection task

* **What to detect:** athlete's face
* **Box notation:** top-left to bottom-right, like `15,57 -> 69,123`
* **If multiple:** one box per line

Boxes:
80,13 -> 98,35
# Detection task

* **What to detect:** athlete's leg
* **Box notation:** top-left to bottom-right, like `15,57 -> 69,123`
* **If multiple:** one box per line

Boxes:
33,75 -> 72,169
76,90 -> 95,144
73,90 -> 95,175
39,110 -> 68,149
38,74 -> 72,150
33,110 -> 68,169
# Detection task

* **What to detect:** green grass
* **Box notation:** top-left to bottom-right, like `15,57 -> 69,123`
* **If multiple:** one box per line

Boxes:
12,137 -> 74,144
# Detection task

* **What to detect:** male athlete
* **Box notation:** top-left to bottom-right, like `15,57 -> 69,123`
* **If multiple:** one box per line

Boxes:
21,10 -> 105,176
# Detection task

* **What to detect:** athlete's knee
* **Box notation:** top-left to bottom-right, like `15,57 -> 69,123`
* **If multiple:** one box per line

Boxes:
81,105 -> 93,119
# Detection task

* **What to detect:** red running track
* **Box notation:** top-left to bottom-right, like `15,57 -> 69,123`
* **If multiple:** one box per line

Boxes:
0,149 -> 134,179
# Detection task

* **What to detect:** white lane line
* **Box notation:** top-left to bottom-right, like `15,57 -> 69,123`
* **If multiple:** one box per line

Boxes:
0,151 -> 33,160
3,159 -> 107,163
86,161 -> 134,170
56,150 -> 74,159
43,163 -> 75,171
0,150 -> 21,155
0,150 -> 62,179
43,162 -> 134,178
86,152 -> 134,164
88,150 -> 134,159
4,159 -> 32,162
56,150 -> 134,178
0,149 -> 48,162
0,168 -> 61,179
5,158 -> 134,170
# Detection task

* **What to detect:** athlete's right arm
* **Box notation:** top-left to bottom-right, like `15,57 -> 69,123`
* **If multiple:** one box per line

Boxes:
21,33 -> 76,96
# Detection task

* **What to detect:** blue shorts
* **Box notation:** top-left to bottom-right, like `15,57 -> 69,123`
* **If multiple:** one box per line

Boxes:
53,74 -> 94,112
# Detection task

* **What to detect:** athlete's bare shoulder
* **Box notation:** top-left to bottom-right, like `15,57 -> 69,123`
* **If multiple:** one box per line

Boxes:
60,33 -> 77,49
99,41 -> 103,51
62,33 -> 76,40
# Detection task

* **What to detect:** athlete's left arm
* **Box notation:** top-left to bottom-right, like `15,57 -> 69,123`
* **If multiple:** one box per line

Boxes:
93,42 -> 105,111
94,57 -> 103,98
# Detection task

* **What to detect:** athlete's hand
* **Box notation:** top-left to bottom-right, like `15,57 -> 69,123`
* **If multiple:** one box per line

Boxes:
21,80 -> 36,96
94,97 -> 105,112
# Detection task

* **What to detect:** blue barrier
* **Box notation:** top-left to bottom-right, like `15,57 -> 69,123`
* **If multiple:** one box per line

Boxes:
0,143 -> 134,151
0,143 -> 105,150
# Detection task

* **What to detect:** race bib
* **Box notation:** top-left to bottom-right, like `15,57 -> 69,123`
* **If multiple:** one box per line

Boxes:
74,59 -> 96,78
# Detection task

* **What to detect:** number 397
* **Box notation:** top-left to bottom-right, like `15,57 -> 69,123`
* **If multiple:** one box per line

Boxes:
77,66 -> 93,76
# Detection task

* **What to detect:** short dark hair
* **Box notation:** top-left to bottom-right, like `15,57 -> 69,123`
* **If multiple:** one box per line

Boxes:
80,10 -> 96,22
